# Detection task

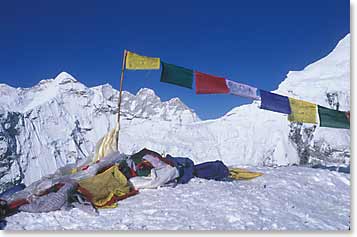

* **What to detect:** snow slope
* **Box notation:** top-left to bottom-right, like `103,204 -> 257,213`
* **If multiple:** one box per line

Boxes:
276,34 -> 350,165
0,34 -> 350,191
4,166 -> 350,230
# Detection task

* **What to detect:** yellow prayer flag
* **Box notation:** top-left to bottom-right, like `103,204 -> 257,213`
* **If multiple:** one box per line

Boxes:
288,97 -> 317,124
125,51 -> 160,70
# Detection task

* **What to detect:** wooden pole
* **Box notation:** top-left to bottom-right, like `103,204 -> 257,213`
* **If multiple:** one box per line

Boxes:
116,49 -> 128,149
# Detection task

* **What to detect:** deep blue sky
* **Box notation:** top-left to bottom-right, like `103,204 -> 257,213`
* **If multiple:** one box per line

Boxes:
0,0 -> 349,119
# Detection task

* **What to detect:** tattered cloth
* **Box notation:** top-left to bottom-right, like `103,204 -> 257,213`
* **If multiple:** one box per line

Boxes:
19,181 -> 77,213
129,166 -> 179,189
225,79 -> 260,100
78,165 -> 135,208
229,168 -> 263,180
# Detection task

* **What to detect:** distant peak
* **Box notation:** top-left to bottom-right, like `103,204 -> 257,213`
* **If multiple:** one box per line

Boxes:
54,72 -> 77,84
136,88 -> 156,97
168,97 -> 183,105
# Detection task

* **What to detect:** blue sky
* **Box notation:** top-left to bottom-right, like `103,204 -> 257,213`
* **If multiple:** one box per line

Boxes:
0,0 -> 349,119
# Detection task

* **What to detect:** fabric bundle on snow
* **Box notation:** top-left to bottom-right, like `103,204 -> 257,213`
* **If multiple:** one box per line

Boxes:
130,148 -> 173,166
129,148 -> 174,177
288,97 -> 317,124
19,181 -> 77,213
260,90 -> 291,114
318,105 -> 350,129
165,155 -> 195,184
78,165 -> 134,208
143,154 -> 169,169
229,168 -> 263,180
5,152 -> 127,204
0,184 -> 26,200
193,161 -> 229,181
129,166 -> 179,189
130,148 -> 164,163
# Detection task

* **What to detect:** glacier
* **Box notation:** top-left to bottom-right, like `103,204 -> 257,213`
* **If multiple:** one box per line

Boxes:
0,34 -> 350,193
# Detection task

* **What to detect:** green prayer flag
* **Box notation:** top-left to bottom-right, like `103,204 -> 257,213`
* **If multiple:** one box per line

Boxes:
318,105 -> 350,129
160,62 -> 193,89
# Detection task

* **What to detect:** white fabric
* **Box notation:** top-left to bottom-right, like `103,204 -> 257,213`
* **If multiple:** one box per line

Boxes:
142,154 -> 168,169
225,79 -> 260,100
129,166 -> 179,189
6,152 -> 127,203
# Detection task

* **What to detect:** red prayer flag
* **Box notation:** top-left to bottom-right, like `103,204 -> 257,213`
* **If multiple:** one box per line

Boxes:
195,71 -> 229,94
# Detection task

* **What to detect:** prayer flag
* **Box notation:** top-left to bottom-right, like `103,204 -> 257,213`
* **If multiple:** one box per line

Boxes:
225,80 -> 260,100
318,106 -> 350,129
125,51 -> 160,70
288,98 -> 317,124
160,62 -> 193,89
195,71 -> 229,94
260,90 -> 291,114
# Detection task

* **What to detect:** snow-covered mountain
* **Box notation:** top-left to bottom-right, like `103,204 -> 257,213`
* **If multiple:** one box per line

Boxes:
0,34 -> 350,192
277,34 -> 350,165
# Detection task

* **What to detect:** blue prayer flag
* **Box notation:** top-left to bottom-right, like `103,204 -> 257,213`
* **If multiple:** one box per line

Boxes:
260,90 -> 291,114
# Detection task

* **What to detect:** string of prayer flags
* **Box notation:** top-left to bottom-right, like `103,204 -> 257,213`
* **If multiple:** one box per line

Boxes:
288,98 -> 317,124
260,90 -> 291,114
122,50 -> 350,130
160,62 -> 194,89
225,80 -> 260,100
125,51 -> 160,70
195,71 -> 229,94
318,105 -> 350,129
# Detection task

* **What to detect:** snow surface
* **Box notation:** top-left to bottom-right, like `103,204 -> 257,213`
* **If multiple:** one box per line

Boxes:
3,166 -> 350,231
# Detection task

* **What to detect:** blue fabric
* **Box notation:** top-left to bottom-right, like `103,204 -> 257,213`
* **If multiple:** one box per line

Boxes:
165,154 -> 194,184
0,184 -> 26,200
0,220 -> 6,230
193,161 -> 229,181
260,90 -> 291,114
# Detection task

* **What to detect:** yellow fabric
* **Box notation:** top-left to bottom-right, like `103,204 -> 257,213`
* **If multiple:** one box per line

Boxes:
93,127 -> 119,163
288,98 -> 317,124
229,168 -> 263,180
125,51 -> 160,70
70,168 -> 78,174
78,165 -> 130,208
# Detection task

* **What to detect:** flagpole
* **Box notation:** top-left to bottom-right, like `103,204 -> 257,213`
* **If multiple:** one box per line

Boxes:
116,49 -> 128,149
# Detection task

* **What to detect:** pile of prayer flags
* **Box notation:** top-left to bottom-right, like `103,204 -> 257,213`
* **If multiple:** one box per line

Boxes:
126,51 -> 160,70
160,62 -> 194,89
318,106 -> 350,129
195,71 -> 229,94
225,80 -> 260,100
288,98 -> 317,124
260,90 -> 291,114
